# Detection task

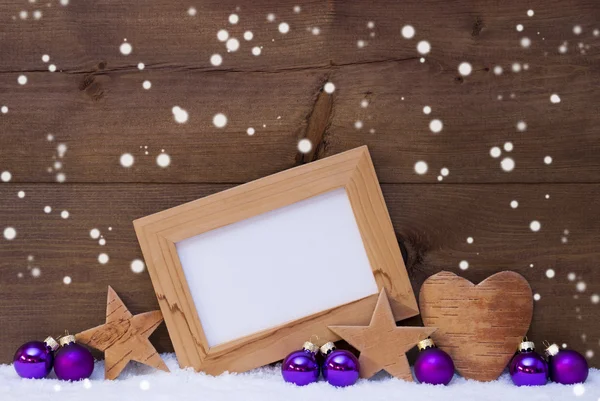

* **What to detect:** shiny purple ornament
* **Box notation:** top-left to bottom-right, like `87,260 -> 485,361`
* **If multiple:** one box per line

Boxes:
509,341 -> 548,386
546,344 -> 588,385
414,338 -> 454,385
321,343 -> 359,387
54,336 -> 94,381
281,342 -> 319,386
13,337 -> 58,379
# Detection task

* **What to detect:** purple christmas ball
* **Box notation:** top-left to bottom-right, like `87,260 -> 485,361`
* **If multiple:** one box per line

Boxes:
509,351 -> 548,386
548,349 -> 588,385
281,347 -> 319,386
54,338 -> 94,381
414,346 -> 455,385
13,341 -> 54,379
322,349 -> 360,387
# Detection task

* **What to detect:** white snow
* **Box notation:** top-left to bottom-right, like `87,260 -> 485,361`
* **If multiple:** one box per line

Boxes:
3,355 -> 595,401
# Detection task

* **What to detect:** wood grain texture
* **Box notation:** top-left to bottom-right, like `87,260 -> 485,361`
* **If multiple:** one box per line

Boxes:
419,271 -> 533,381
0,0 -> 599,183
330,290 -> 436,381
75,286 -> 169,380
0,183 -> 598,365
0,0 -> 598,369
133,146 -> 417,374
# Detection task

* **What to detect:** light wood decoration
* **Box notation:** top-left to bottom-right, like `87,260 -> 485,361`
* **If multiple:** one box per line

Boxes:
419,271 -> 533,382
133,146 -> 418,375
76,286 -> 169,380
329,290 -> 436,381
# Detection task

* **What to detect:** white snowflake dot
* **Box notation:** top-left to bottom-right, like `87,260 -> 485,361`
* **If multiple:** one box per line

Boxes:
414,161 -> 428,175
229,14 -> 239,24
90,228 -> 100,239
521,37 -> 531,48
550,94 -> 561,104
354,120 -> 363,129
18,75 -> 28,85
266,13 -> 276,22
142,80 -> 151,90
573,25 -> 582,35
172,106 -> 189,124
458,62 -> 472,76
213,113 -> 228,128
467,237 -> 474,244
3,227 -> 16,240
297,139 -> 312,154
98,253 -> 109,264
323,82 -> 335,94
60,210 -> 69,219
490,146 -> 501,158
401,25 -> 415,39
243,31 -> 253,41
493,66 -> 503,75
423,106 -> 431,114
63,276 -> 72,285
530,220 -> 541,232
590,294 -> 599,304
459,260 -> 469,270
501,157 -> 515,172
533,293 -> 541,301
42,54 -> 50,62
251,46 -> 262,56
416,41 -> 431,55
429,119 -> 443,133
510,200 -> 519,209
527,9 -> 534,17
576,281 -> 586,292
120,153 -> 134,168
546,269 -> 555,279
131,259 -> 146,274
119,42 -> 132,56
140,380 -> 150,391
187,7 -> 197,16
226,38 -> 240,52
278,22 -> 290,34
217,30 -> 229,42
18,191 -> 25,198
517,121 -> 527,132
156,153 -> 171,168
247,127 -> 255,136
544,156 -> 553,165
1,106 -> 7,114
516,24 -> 524,32
1,171 -> 12,182
210,54 -> 222,66
504,142 -> 514,152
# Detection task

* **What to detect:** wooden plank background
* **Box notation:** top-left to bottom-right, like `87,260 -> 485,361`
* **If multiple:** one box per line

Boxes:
0,0 -> 599,367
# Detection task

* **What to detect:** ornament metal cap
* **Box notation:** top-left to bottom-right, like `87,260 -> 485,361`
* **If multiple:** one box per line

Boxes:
302,341 -> 319,354
518,340 -> 535,352
545,343 -> 560,357
320,342 -> 336,355
417,338 -> 436,351
44,336 -> 60,351
59,335 -> 76,347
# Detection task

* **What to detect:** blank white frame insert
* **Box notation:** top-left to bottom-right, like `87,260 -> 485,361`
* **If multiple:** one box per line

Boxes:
176,188 -> 379,347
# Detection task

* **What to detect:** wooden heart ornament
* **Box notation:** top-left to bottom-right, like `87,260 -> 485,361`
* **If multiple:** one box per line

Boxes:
419,271 -> 533,381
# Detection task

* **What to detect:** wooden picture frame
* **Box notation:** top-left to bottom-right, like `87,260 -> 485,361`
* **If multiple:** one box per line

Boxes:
133,146 -> 418,375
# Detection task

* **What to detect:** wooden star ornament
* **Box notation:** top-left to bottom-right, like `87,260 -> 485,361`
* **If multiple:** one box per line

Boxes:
329,289 -> 436,381
76,286 -> 169,380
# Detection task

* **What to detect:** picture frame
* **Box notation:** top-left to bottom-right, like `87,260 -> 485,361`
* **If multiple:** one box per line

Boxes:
133,146 -> 418,375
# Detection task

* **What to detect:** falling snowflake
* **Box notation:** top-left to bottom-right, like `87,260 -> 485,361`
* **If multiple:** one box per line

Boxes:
401,25 -> 415,39
213,113 -> 228,128
156,153 -> 171,168
458,62 -> 472,76
119,42 -> 132,55
323,82 -> 335,94
459,260 -> 469,270
297,139 -> 312,153
414,161 -> 428,175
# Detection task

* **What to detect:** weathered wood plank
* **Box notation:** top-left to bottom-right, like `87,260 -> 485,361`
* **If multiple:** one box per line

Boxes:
0,183 -> 597,365
1,58 -> 598,183
1,0 -> 599,184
